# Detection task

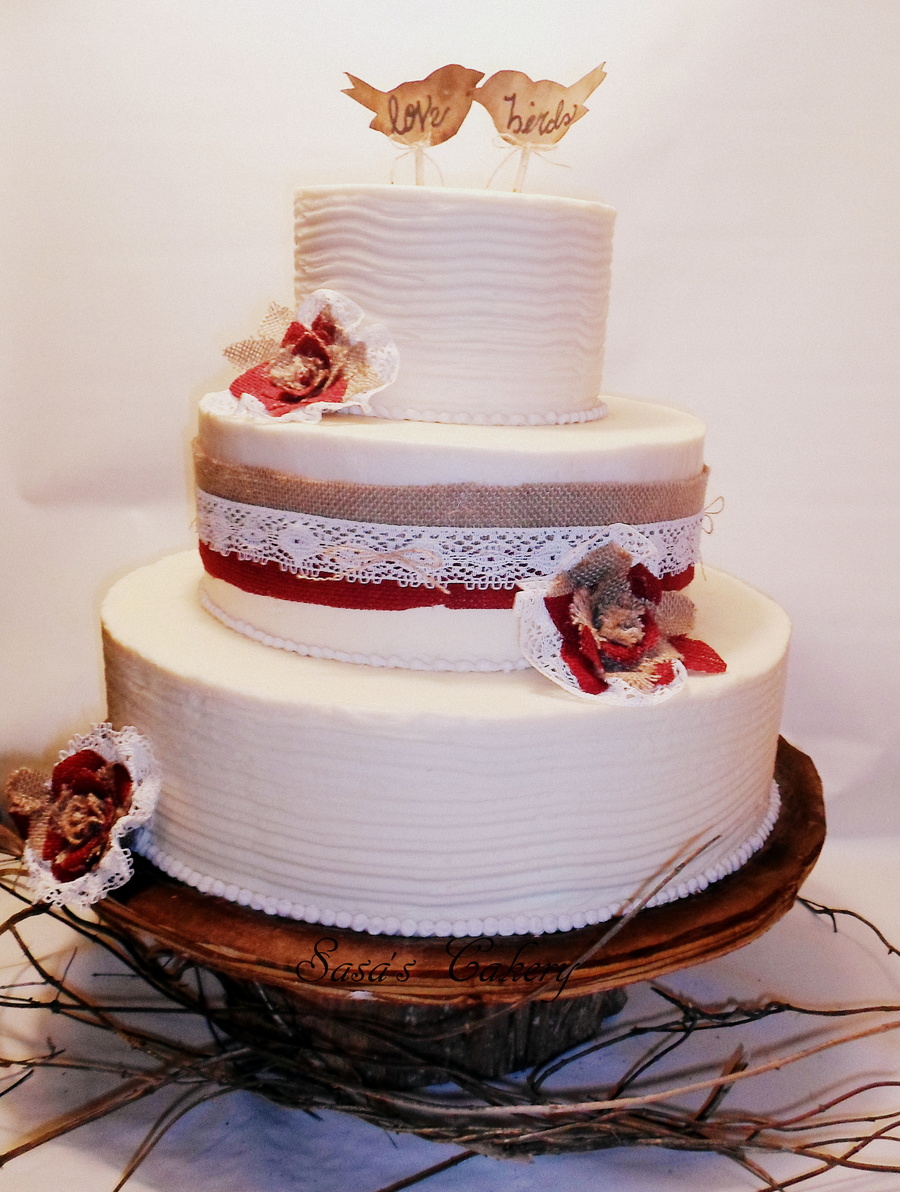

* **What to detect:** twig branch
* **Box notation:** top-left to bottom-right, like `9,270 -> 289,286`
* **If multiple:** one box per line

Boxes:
369,1151 -> 476,1192
800,897 -> 900,957
5,853 -> 900,1192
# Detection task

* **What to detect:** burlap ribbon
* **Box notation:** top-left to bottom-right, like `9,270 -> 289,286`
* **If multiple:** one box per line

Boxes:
194,444 -> 708,529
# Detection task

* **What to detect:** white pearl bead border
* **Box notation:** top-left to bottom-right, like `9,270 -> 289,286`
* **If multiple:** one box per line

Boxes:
367,400 -> 607,426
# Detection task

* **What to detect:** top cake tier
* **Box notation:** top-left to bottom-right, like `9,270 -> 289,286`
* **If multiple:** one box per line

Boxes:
293,184 -> 615,425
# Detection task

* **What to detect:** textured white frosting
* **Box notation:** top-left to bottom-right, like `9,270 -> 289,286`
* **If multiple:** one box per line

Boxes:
197,394 -> 706,485
103,552 -> 789,937
293,184 -> 615,423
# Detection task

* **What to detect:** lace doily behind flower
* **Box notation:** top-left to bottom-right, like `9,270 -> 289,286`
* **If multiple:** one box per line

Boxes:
518,527 -> 674,704
221,289 -> 400,424
15,725 -> 161,909
515,583 -> 689,706
514,526 -> 724,704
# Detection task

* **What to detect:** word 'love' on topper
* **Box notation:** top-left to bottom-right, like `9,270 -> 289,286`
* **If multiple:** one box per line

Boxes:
474,65 -> 608,191
343,64 -> 484,184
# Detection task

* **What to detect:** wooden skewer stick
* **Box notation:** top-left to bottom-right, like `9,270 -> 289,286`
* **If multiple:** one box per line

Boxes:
513,145 -> 532,193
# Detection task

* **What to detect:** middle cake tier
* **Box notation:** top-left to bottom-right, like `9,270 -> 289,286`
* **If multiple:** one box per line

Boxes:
195,394 -> 708,670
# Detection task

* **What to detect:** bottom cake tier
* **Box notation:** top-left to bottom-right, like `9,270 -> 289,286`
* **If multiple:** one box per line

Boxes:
102,552 -> 790,937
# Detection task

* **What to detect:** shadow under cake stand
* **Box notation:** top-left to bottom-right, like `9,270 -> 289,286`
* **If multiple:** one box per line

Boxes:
101,737 -> 825,1087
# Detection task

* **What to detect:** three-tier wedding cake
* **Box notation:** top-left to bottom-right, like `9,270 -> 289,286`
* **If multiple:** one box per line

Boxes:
100,182 -> 789,938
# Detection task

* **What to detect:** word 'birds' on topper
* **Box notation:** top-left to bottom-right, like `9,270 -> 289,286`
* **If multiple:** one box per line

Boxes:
343,65 -> 484,184
475,65 -> 607,191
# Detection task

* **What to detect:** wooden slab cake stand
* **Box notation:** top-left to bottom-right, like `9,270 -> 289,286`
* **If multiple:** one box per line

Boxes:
100,737 -> 825,1087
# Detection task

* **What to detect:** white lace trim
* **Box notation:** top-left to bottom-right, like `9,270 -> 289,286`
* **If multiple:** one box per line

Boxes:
22,724 -> 161,909
134,782 -> 781,938
366,400 -> 607,427
199,589 -> 531,672
196,490 -> 703,589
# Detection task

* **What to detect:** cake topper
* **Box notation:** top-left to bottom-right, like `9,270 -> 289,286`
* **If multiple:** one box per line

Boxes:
343,64 -> 484,184
475,64 -> 607,191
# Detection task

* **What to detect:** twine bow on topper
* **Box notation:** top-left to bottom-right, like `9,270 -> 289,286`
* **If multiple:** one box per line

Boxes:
343,64 -> 484,185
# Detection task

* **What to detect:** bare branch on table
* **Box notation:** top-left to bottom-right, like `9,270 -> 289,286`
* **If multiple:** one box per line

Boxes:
4,855 -> 900,1189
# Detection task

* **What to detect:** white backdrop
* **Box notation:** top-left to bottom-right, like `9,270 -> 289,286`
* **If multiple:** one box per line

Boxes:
1,2 -> 899,1189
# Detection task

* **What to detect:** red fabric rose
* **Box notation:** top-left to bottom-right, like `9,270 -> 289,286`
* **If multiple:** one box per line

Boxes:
42,749 -> 133,880
230,309 -> 349,417
543,548 -> 726,697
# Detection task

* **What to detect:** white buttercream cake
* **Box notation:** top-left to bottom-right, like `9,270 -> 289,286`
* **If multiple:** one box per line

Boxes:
102,184 -> 791,936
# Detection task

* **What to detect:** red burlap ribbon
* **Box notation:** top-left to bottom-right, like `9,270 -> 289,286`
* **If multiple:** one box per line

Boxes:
199,543 -> 693,613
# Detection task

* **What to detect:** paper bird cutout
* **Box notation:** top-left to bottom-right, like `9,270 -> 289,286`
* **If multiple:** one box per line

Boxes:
343,64 -> 485,149
475,64 -> 607,148
474,64 -> 608,191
